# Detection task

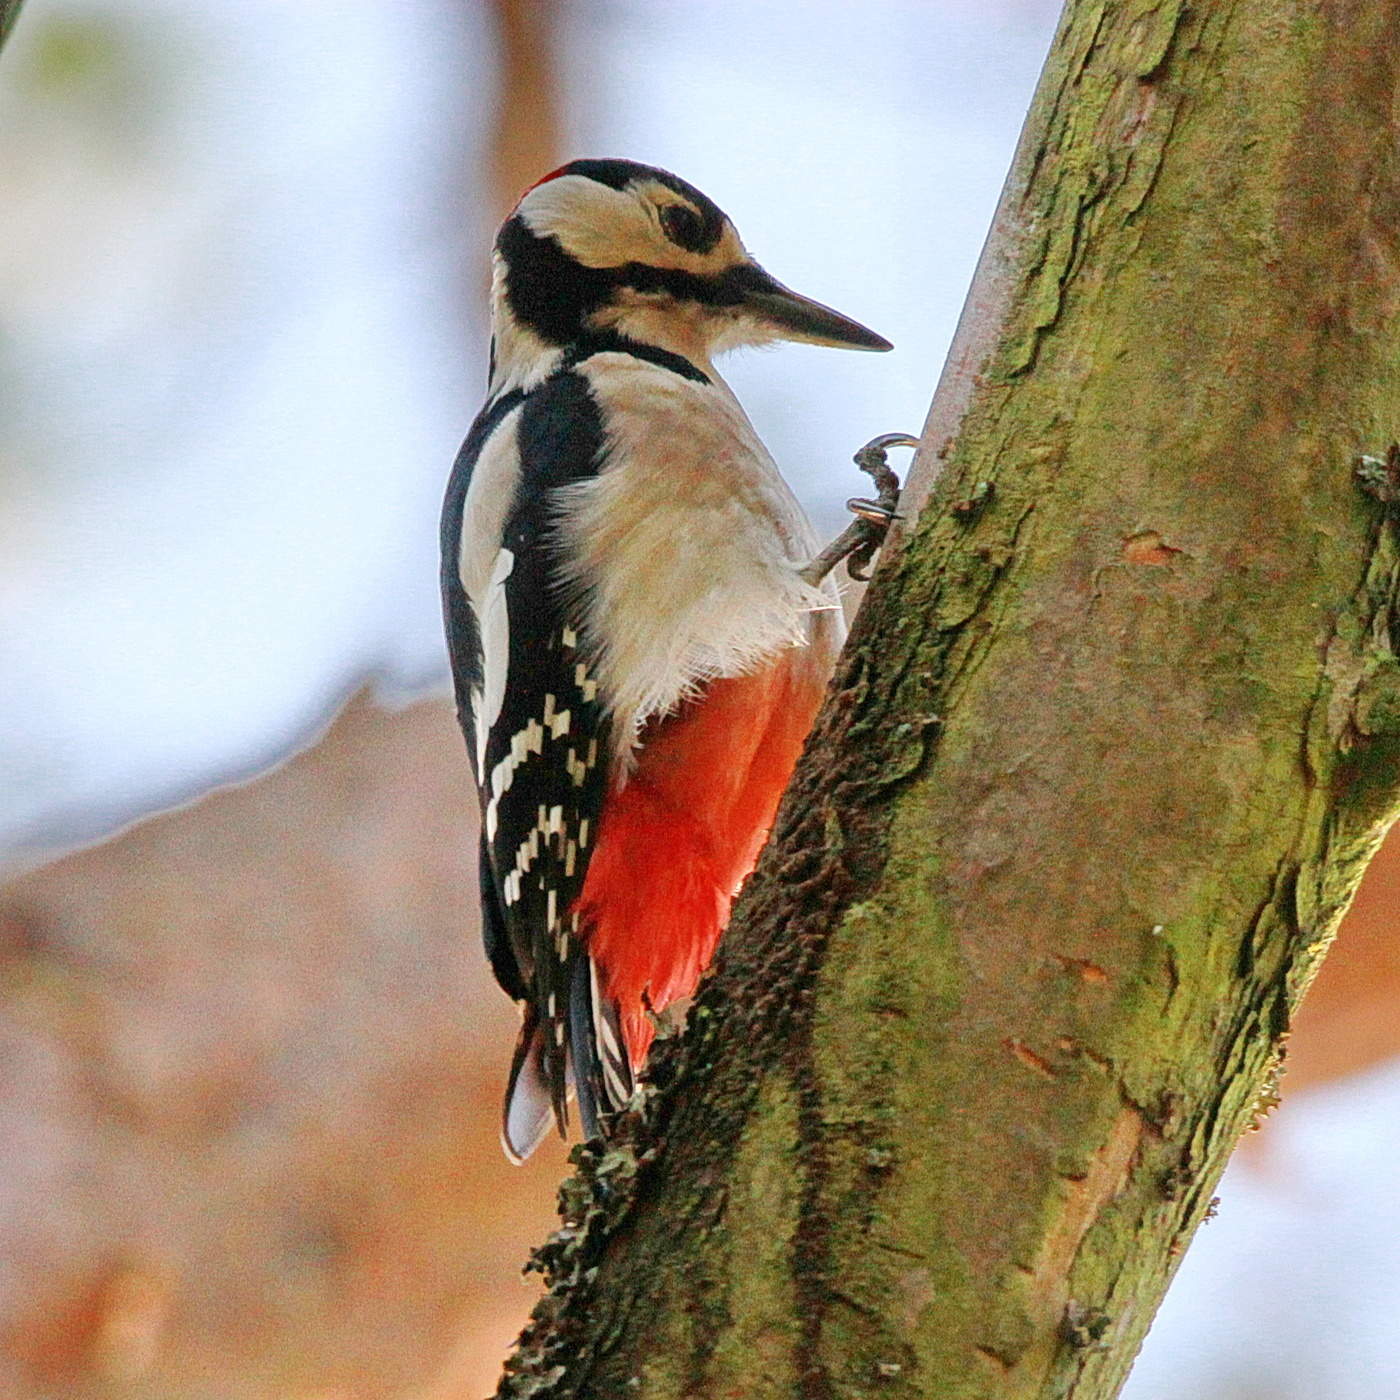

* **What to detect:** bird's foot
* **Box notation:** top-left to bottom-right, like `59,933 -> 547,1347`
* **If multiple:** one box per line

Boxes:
800,432 -> 919,586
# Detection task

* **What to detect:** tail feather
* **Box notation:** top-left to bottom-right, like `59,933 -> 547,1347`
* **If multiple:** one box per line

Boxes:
568,952 -> 634,1143
503,960 -> 634,1162
590,956 -> 634,1111
501,1010 -> 556,1164
569,955 -> 604,1142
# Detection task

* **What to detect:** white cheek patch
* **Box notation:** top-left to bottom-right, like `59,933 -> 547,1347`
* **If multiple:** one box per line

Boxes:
519,176 -> 659,268
517,174 -> 744,276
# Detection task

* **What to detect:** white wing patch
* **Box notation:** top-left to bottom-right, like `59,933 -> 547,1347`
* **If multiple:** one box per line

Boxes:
458,402 -> 525,602
456,400 -> 524,787
473,547 -> 514,773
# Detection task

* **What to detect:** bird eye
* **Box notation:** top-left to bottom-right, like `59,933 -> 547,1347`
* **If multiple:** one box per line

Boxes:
659,203 -> 709,252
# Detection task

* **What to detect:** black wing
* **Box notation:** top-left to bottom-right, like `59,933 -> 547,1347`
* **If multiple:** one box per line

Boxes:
441,370 -> 628,1158
441,387 -> 527,1003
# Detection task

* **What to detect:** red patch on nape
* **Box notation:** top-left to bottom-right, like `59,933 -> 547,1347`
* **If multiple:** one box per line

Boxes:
574,655 -> 828,1070
518,163 -> 576,202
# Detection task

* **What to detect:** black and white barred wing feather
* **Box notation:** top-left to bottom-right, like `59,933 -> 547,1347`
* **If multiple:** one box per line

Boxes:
441,371 -> 631,1161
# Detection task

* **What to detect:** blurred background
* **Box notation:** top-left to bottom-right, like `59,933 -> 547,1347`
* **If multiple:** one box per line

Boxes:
1,1 -> 1397,1396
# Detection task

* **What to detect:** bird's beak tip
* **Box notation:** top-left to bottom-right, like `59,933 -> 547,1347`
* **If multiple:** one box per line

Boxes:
799,318 -> 893,354
736,269 -> 891,354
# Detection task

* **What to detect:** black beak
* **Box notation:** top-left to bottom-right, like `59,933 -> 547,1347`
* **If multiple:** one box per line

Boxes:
728,263 -> 892,352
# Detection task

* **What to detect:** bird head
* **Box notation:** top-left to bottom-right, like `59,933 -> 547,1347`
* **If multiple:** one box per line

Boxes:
491,158 -> 890,383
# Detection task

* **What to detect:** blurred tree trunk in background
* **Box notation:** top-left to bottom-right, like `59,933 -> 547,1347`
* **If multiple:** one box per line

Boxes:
498,0 -> 1400,1396
1,0 -> 25,50
489,0 -> 562,217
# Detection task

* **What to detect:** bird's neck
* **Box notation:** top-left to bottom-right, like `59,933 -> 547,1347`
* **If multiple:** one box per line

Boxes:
584,299 -> 718,379
487,259 -> 717,399
487,308 -> 563,400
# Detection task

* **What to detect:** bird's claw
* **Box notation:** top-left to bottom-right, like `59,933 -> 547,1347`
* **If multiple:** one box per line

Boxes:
800,433 -> 920,586
853,431 -> 921,477
843,433 -> 917,580
846,496 -> 903,527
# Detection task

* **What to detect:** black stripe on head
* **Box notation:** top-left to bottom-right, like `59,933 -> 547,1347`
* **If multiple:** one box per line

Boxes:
498,213 -> 617,345
542,158 -> 646,192
524,157 -> 729,252
499,216 -> 753,348
620,257 -> 765,307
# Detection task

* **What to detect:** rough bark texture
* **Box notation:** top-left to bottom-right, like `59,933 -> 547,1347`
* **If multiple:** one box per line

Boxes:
499,0 -> 1400,1396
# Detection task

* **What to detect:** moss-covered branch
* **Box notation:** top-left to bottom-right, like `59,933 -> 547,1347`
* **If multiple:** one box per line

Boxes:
499,0 -> 1400,1394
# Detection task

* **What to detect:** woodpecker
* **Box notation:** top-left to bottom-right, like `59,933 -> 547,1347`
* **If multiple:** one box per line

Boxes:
441,158 -> 895,1161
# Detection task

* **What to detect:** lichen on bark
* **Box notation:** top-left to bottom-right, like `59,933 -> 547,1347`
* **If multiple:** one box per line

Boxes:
498,0 -> 1400,1395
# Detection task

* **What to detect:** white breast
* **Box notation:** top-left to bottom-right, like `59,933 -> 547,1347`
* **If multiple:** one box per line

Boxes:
554,353 -> 843,755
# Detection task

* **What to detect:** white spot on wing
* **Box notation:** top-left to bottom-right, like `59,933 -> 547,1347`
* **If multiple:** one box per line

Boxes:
566,750 -> 586,787
485,718 -> 545,841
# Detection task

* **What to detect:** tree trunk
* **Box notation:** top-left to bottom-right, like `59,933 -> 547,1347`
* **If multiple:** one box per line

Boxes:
499,0 -> 1400,1395
0,1 -> 24,51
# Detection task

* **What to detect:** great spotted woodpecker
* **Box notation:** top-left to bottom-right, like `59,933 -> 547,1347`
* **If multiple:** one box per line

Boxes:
441,158 -> 895,1161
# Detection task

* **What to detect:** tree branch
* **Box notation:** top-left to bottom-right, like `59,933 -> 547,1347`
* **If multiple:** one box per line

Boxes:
499,0 -> 1400,1394
1,0 -> 26,52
